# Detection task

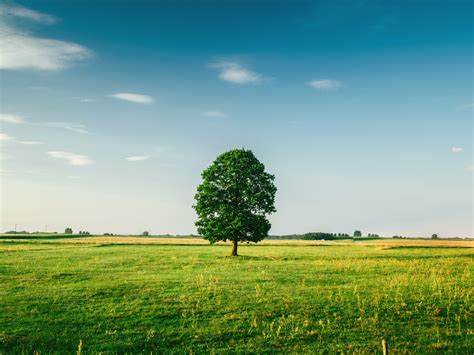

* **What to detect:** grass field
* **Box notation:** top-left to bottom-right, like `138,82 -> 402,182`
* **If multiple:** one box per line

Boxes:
1,236 -> 473,353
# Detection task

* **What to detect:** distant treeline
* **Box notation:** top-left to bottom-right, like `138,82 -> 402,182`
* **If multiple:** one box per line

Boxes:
269,232 -> 356,240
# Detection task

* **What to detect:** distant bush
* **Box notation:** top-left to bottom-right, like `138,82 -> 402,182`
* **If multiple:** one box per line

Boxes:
142,231 -> 149,236
269,233 -> 351,240
301,232 -> 337,240
353,230 -> 362,237
65,228 -> 73,234
431,234 -> 438,239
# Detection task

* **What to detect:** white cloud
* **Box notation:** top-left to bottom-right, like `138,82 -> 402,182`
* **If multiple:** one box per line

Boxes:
0,3 -> 57,24
126,156 -> 149,161
1,113 -> 88,133
0,133 -> 16,142
0,113 -> 25,124
203,110 -> 226,118
451,146 -> 463,153
110,93 -> 155,104
210,61 -> 263,84
308,79 -> 343,90
18,140 -> 43,145
0,5 -> 91,71
0,132 -> 42,145
47,151 -> 93,166
78,98 -> 95,103
44,122 -> 88,134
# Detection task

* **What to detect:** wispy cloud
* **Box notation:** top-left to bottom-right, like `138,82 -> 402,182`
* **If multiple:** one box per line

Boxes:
75,97 -> 96,103
210,61 -> 263,85
18,140 -> 43,145
125,156 -> 149,161
0,4 -> 91,71
451,146 -> 463,153
308,79 -> 343,90
203,110 -> 226,118
0,113 -> 25,124
44,122 -> 88,134
0,133 -> 16,142
110,93 -> 155,104
0,132 -> 43,145
47,151 -> 93,166
0,3 -> 57,24
1,112 -> 88,134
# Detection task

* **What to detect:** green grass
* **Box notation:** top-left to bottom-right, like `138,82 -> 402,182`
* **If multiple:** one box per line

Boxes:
1,239 -> 473,353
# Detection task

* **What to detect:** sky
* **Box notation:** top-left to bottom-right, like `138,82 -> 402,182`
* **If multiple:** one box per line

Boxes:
0,0 -> 472,237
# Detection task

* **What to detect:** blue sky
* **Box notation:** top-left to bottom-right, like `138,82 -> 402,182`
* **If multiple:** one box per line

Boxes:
0,0 -> 472,237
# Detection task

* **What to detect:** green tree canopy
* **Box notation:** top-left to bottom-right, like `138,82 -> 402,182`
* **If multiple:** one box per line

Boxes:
193,149 -> 277,256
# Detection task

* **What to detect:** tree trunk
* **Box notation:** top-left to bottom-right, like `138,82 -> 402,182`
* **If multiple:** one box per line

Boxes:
231,239 -> 238,256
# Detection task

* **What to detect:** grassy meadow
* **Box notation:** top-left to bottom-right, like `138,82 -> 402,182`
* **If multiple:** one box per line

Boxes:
0,235 -> 473,353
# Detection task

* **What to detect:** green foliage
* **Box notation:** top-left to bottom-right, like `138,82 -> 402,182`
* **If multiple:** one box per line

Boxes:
353,230 -> 362,237
270,233 -> 351,240
432,234 -> 438,239
194,149 -> 276,253
0,239 -> 472,353
301,232 -> 339,240
65,228 -> 73,234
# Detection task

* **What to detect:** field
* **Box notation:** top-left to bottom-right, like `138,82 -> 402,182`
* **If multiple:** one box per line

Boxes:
1,236 -> 473,353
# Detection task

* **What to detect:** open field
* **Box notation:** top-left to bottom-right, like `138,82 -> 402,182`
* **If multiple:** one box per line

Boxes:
1,236 -> 473,353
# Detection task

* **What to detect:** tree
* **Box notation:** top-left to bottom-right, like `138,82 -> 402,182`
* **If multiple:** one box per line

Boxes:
354,230 -> 362,237
194,149 -> 277,256
65,227 -> 73,234
431,234 -> 438,239
142,231 -> 149,236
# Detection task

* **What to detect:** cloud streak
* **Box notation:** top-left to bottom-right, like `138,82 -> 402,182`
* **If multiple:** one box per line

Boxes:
308,79 -> 343,90
203,110 -> 226,118
126,156 -> 149,161
0,3 -> 57,24
0,4 -> 91,71
0,113 -> 25,124
47,151 -> 93,166
44,122 -> 88,134
1,112 -> 88,134
0,132 -> 43,145
110,93 -> 155,104
210,61 -> 263,85
451,146 -> 463,153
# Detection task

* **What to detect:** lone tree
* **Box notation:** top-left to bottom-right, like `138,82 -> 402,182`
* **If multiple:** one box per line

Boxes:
194,149 -> 276,256
64,227 -> 73,234
353,230 -> 362,237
